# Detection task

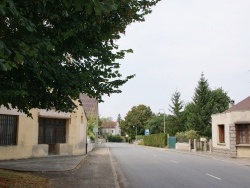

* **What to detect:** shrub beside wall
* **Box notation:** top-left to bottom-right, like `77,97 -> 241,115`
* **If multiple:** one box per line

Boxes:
143,133 -> 167,148
176,130 -> 200,143
107,135 -> 123,142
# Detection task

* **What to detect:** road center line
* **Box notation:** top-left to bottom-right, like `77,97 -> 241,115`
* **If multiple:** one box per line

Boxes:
206,173 -> 221,180
170,160 -> 178,164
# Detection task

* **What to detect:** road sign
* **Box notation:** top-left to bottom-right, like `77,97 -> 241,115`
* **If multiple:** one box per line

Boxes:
145,129 -> 149,135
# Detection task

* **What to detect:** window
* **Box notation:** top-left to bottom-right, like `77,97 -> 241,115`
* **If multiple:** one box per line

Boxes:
0,114 -> 18,146
236,124 -> 250,144
218,124 -> 225,143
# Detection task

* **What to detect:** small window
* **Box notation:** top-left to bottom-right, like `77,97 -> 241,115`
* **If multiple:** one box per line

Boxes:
0,114 -> 18,146
218,125 -> 225,143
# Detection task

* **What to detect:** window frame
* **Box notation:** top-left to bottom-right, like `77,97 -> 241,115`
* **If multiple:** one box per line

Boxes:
0,114 -> 18,146
236,124 -> 250,144
218,124 -> 225,144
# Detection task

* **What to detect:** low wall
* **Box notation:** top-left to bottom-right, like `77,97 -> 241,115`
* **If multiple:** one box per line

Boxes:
0,145 -> 48,160
175,142 -> 189,151
87,143 -> 96,153
57,143 -> 73,155
32,144 -> 48,158
237,145 -> 250,158
212,147 -> 231,157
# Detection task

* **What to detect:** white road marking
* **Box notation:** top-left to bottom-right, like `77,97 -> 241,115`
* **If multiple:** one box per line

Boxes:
206,173 -> 221,180
170,160 -> 178,164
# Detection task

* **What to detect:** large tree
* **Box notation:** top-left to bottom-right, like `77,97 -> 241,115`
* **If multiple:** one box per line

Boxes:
184,73 -> 230,138
0,0 -> 160,115
185,73 -> 212,137
122,104 -> 153,138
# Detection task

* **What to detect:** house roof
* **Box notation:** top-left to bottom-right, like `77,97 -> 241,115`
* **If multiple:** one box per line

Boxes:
79,93 -> 98,119
225,96 -> 250,113
101,121 -> 117,128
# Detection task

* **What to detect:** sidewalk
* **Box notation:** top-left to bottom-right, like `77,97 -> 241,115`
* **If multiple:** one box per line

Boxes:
0,153 -> 86,172
0,144 -> 119,188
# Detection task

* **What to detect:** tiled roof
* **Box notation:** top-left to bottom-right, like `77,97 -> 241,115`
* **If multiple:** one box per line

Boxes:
79,93 -> 98,119
225,96 -> 250,113
101,121 -> 117,128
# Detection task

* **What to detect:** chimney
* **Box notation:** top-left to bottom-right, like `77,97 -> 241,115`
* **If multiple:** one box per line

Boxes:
229,100 -> 235,109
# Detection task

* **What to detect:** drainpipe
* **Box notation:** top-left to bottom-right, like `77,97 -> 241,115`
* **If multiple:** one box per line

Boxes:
86,125 -> 88,154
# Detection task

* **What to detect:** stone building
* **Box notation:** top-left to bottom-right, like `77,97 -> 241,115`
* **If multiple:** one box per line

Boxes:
212,96 -> 250,158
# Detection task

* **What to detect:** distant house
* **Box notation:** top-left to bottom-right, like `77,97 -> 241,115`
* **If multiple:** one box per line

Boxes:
212,96 -> 250,158
101,121 -> 121,135
0,94 -> 98,160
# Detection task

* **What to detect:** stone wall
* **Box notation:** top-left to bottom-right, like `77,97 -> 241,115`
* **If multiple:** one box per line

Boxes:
175,142 -> 189,151
212,124 -> 237,158
212,147 -> 231,157
229,124 -> 237,157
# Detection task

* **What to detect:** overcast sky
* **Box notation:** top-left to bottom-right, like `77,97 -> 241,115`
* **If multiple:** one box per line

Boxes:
99,0 -> 250,120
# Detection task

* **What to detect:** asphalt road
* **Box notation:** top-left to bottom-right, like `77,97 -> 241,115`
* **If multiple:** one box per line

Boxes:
107,143 -> 250,188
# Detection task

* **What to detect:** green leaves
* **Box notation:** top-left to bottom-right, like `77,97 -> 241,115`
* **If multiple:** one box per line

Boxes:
0,0 -> 161,115
0,59 -> 7,71
0,41 -> 11,59
0,0 -> 6,8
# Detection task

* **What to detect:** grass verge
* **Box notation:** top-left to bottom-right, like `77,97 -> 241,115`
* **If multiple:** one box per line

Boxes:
0,169 -> 49,188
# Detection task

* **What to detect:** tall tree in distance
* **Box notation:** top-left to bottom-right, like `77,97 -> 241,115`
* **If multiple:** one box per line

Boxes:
117,113 -> 122,123
186,73 -> 212,137
117,113 -> 123,135
169,90 -> 184,117
168,90 -> 185,135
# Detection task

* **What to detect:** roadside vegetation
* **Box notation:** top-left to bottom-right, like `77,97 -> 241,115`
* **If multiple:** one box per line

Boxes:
0,169 -> 49,188
115,73 -> 230,146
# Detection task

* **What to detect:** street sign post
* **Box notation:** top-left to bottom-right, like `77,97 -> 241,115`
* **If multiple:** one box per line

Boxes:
145,129 -> 149,136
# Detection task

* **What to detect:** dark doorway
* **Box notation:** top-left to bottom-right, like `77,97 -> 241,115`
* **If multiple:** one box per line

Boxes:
38,118 -> 66,155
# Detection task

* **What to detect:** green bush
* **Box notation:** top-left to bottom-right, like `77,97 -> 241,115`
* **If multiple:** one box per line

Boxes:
185,130 -> 199,140
136,135 -> 144,140
175,130 -> 200,142
107,135 -> 123,142
143,133 -> 167,148
138,139 -> 144,145
89,132 -> 95,141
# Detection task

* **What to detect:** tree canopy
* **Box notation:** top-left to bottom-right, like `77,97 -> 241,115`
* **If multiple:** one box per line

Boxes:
0,0 -> 160,115
121,104 -> 153,138
146,114 -> 163,134
184,73 -> 230,138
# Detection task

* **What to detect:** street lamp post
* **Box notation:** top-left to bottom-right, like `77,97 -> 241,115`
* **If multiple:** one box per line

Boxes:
158,109 -> 165,134
133,125 -> 137,141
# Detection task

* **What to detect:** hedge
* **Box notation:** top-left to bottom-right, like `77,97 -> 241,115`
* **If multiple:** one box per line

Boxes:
107,135 -> 123,142
143,133 -> 167,148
